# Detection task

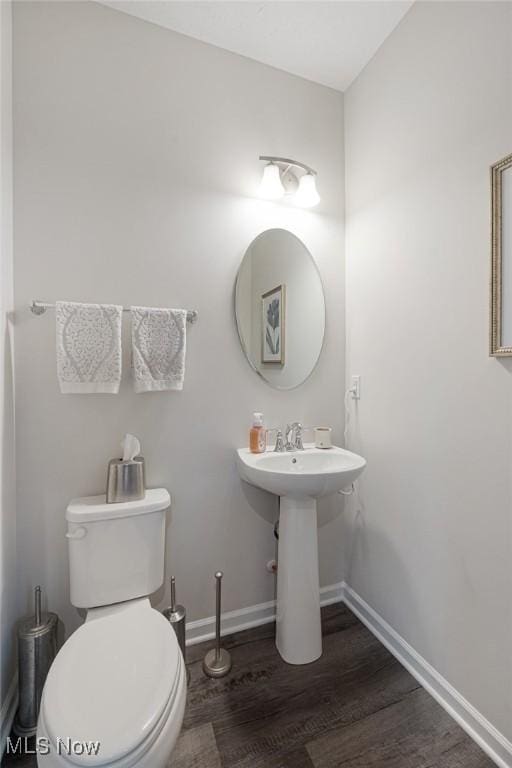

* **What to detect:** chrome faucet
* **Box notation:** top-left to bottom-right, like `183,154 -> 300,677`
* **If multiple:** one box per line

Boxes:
284,422 -> 304,451
269,423 -> 305,452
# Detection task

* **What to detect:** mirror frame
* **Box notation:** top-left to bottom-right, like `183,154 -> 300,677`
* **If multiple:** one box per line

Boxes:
490,152 -> 512,356
234,228 -> 326,390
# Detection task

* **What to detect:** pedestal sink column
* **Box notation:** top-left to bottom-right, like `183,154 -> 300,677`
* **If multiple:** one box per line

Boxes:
276,496 -> 322,664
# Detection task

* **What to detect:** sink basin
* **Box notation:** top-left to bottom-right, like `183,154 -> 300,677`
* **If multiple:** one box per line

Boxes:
236,444 -> 366,666
237,446 -> 366,498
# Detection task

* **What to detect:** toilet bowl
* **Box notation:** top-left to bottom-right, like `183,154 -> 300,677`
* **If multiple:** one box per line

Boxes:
36,489 -> 185,767
37,599 -> 186,767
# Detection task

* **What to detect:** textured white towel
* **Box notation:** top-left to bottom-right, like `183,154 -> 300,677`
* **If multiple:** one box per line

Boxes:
56,301 -> 122,394
131,307 -> 187,393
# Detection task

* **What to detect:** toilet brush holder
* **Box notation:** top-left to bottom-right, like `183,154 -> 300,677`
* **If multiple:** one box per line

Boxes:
163,576 -> 190,684
14,586 -> 59,737
203,572 -> 232,678
163,577 -> 186,662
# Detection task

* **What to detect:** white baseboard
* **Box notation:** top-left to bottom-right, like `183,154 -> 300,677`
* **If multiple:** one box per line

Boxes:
0,674 -> 18,759
342,582 -> 512,768
186,581 -> 344,646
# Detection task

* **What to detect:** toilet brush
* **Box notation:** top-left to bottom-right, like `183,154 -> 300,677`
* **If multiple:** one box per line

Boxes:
203,572 -> 232,678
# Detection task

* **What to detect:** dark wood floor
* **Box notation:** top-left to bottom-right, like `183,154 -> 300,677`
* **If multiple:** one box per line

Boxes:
2,604 -> 495,768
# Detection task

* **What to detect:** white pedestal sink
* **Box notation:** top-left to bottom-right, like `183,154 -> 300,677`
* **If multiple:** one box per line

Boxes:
237,445 -> 366,665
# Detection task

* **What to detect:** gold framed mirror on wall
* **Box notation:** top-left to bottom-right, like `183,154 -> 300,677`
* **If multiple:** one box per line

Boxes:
490,152 -> 512,356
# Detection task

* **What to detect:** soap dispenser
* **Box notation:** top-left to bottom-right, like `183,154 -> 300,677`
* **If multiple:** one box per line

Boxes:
249,412 -> 266,454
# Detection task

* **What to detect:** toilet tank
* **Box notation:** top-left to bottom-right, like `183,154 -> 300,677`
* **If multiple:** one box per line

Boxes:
66,488 -> 170,608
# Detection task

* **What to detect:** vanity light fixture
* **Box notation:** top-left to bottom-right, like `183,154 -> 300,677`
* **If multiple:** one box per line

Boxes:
259,156 -> 320,208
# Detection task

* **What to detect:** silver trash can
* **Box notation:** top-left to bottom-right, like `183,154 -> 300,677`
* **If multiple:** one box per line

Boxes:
13,586 -> 59,737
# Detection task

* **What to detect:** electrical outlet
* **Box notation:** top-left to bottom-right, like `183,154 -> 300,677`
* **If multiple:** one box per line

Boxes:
351,375 -> 361,400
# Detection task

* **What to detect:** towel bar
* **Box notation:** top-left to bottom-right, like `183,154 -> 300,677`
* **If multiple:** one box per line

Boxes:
30,300 -> 198,324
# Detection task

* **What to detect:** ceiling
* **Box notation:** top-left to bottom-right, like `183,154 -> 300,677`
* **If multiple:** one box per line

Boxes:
98,1 -> 413,92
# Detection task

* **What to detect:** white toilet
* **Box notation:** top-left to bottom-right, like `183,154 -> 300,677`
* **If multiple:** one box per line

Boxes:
37,488 -> 186,768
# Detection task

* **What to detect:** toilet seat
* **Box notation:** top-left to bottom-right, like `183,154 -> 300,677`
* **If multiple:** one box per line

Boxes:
41,599 -> 181,766
38,659 -> 185,768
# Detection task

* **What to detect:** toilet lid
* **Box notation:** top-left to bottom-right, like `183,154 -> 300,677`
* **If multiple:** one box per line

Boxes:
42,600 -> 180,766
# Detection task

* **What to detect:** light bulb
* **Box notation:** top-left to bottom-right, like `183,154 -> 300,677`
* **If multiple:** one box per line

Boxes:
259,162 -> 285,200
295,172 -> 320,208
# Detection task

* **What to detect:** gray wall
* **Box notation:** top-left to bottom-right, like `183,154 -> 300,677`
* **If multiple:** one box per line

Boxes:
345,0 -> 512,741
0,0 -> 17,735
13,1 -> 345,637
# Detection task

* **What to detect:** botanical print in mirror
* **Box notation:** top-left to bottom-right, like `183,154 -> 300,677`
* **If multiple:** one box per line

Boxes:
491,152 -> 512,356
262,285 -> 285,365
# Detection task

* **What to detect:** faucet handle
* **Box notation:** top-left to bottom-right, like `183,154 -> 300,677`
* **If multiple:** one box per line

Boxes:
274,430 -> 285,452
266,427 -> 284,452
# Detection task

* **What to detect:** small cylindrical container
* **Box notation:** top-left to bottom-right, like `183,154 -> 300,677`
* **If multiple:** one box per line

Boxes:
14,587 -> 59,737
315,427 -> 333,449
249,412 -> 266,454
106,456 -> 145,503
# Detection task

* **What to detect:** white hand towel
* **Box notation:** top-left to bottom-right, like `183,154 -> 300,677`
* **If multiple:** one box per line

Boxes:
56,301 -> 122,394
131,306 -> 187,393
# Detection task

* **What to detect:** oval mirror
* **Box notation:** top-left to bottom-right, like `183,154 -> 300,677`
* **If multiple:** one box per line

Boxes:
235,229 -> 326,389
